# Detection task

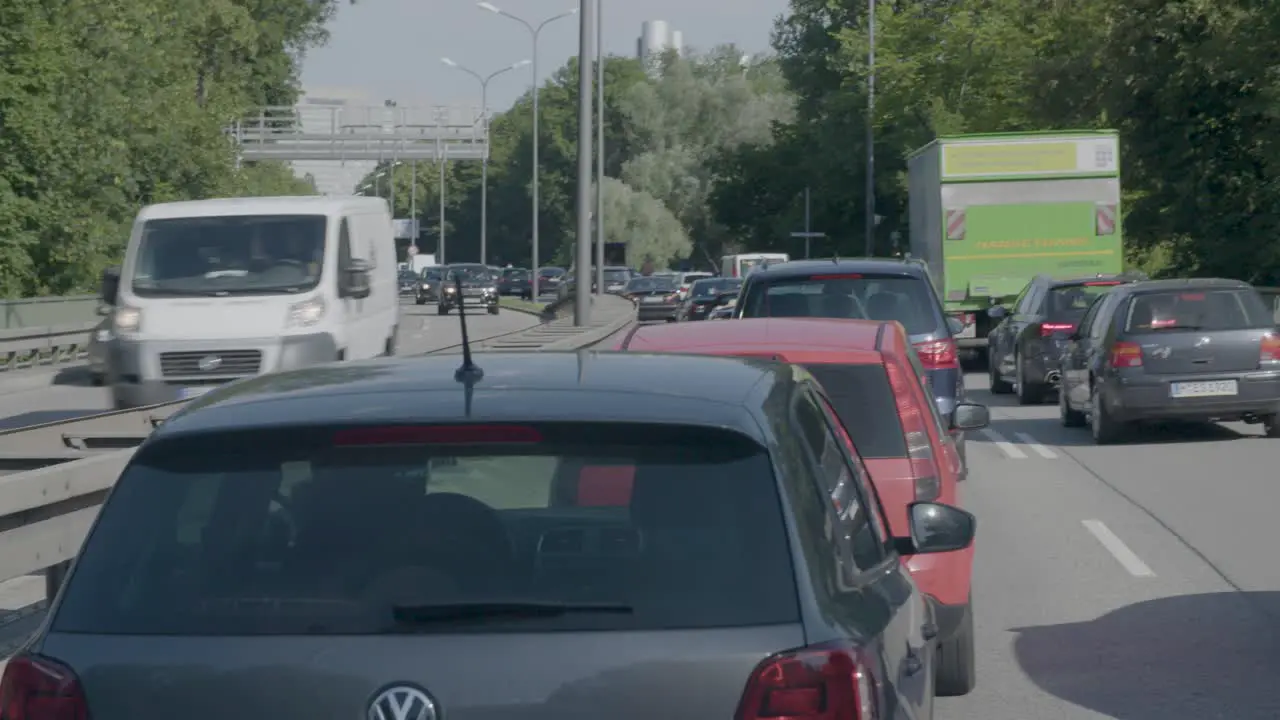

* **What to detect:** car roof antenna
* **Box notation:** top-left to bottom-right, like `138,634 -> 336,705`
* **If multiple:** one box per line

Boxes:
454,274 -> 484,384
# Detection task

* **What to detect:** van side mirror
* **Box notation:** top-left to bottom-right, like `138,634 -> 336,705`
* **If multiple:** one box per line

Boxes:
950,402 -> 989,430
340,258 -> 372,299
100,266 -> 120,306
893,502 -> 975,555
987,305 -> 1007,320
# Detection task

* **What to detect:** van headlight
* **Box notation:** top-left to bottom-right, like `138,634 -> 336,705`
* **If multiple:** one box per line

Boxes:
113,306 -> 142,333
286,296 -> 326,327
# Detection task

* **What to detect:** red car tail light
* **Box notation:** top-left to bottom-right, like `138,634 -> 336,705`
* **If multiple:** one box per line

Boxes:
0,654 -> 90,720
912,338 -> 958,370
736,641 -> 878,720
1040,322 -> 1075,336
884,362 -> 941,501
1108,341 -> 1143,368
1262,333 -> 1280,364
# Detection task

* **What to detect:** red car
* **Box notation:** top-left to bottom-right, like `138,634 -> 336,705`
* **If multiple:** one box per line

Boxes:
615,317 -> 990,696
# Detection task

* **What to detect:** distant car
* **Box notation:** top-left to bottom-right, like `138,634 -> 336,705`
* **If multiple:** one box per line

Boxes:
12,350 -> 974,720
624,276 -> 680,322
397,269 -> 418,296
1059,278 -> 1280,442
497,268 -> 531,298
603,266 -> 633,293
438,263 -> 499,315
736,259 -> 969,465
988,273 -> 1138,403
709,299 -> 737,320
619,316 -> 990,696
675,271 -> 714,301
679,277 -> 742,321
415,267 -> 444,305
535,267 -> 565,296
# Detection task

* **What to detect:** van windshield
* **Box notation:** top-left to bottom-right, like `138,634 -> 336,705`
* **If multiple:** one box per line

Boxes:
131,215 -> 326,297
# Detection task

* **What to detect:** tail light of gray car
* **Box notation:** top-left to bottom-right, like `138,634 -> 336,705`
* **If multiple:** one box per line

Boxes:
1261,332 -> 1280,366
912,338 -> 959,370
736,641 -> 878,720
1108,341 -> 1143,368
885,362 -> 941,501
0,653 -> 89,720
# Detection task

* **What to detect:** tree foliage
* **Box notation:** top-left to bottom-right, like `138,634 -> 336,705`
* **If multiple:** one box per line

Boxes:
709,0 -> 1280,282
0,0 -> 334,296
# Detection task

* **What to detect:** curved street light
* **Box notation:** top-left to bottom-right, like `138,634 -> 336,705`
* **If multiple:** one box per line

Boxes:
476,2 -> 577,297
442,57 -> 531,265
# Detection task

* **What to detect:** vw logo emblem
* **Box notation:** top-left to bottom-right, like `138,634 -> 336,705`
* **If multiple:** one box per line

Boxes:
196,355 -> 222,372
1195,336 -> 1211,347
368,685 -> 437,720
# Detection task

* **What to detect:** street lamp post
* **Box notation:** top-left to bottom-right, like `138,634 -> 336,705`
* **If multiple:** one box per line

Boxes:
864,0 -> 876,256
573,0 -> 594,325
477,3 -> 577,299
442,57 -> 530,264
594,0 -> 604,295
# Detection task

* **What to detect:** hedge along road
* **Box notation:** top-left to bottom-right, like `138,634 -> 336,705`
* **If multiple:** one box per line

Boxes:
0,299 -> 542,433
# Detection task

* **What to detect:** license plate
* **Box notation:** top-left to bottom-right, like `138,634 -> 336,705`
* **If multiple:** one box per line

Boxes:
642,296 -> 663,303
956,323 -> 976,339
180,386 -> 213,399
1170,380 -> 1238,398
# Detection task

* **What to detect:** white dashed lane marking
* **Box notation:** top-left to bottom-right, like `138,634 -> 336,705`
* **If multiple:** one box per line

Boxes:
1013,431 -> 1058,459
1081,519 -> 1156,577
979,428 -> 1027,459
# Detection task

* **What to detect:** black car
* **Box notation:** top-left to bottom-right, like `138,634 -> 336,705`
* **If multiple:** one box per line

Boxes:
497,268 -> 532,298
1059,278 -> 1280,442
398,269 -> 418,296
30,349 -> 972,720
438,263 -> 499,315
680,277 -> 743,321
987,273 -> 1138,404
624,276 -> 680,322
415,266 -> 445,304
734,259 -> 969,459
535,267 -> 566,297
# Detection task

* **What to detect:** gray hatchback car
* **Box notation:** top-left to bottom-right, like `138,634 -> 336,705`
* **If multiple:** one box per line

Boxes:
4,352 -> 973,720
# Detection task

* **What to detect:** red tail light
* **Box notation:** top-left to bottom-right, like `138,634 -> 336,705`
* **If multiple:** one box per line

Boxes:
1261,332 -> 1280,364
912,339 -> 958,370
333,425 -> 543,446
1040,322 -> 1075,336
0,654 -> 89,720
1108,341 -> 1143,368
737,641 -> 877,720
884,362 -> 941,501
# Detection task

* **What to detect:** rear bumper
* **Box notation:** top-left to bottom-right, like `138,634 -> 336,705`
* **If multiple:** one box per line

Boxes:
637,304 -> 678,321
1102,370 -> 1280,422
439,293 -> 498,309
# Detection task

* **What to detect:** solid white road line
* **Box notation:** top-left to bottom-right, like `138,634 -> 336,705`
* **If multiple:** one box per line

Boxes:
1081,519 -> 1156,577
979,428 -> 1027,459
1014,431 -> 1058,459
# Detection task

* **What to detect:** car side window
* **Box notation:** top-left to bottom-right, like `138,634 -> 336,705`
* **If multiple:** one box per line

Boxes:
1075,296 -> 1102,338
793,388 -> 886,576
813,394 -> 892,549
337,218 -> 352,271
1020,283 -> 1045,316
1008,284 -> 1029,315
1089,294 -> 1119,341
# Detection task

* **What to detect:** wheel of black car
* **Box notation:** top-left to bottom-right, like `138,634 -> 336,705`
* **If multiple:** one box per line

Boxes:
1090,385 -> 1126,444
1015,352 -> 1043,405
935,599 -> 976,697
488,306 -> 499,315
415,296 -> 426,305
1060,383 -> 1086,427
988,347 -> 1012,394
437,305 -> 448,315
1262,414 -> 1280,438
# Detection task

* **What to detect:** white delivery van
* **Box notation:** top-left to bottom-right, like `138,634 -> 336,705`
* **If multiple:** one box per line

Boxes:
720,252 -> 790,278
102,196 -> 399,409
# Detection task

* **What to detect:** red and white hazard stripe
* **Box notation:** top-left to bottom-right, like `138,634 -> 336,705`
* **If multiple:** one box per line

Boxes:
945,209 -> 966,241
1096,203 -> 1117,236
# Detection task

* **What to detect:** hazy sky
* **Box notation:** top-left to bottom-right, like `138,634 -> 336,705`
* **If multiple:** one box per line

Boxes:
300,0 -> 790,112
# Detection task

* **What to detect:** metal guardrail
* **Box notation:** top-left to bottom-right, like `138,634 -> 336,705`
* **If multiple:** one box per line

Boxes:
0,296 -> 102,373
0,294 -> 636,611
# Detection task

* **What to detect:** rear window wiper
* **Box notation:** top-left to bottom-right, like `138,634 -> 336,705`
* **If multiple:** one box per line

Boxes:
390,601 -> 633,625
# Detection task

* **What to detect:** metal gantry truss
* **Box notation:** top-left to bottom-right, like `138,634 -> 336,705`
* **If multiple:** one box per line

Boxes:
228,104 -> 489,162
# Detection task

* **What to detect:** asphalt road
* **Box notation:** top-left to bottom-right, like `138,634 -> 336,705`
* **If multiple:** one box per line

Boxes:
938,371 -> 1280,720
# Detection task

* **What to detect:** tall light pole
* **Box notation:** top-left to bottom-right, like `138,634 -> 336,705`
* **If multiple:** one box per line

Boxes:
593,0 -> 604,294
864,0 -> 876,256
477,2 -> 577,298
573,0 -> 594,325
442,57 -> 530,264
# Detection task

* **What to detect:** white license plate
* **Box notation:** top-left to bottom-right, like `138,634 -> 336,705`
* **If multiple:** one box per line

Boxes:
1170,380 -> 1238,398
642,296 -> 663,303
180,386 -> 213,399
956,323 -> 976,339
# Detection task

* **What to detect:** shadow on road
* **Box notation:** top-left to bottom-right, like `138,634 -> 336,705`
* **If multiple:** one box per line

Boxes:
972,416 -> 1258,448
0,409 -> 102,431
1013,591 -> 1280,719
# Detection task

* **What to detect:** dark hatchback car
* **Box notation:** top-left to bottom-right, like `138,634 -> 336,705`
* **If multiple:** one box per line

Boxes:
988,274 -> 1137,404
625,276 -> 680,322
535,267 -> 566,297
438,264 -> 499,315
6,352 -> 973,720
497,268 -> 532,298
415,267 -> 445,304
398,269 -> 418,296
734,259 -> 969,456
1059,278 -> 1280,442
680,277 -> 743,321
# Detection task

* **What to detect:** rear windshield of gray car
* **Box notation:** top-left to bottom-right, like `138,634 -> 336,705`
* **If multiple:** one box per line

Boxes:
1046,281 -> 1122,320
740,274 -> 943,336
54,423 -> 799,635
1124,289 -> 1273,333
803,364 -> 908,459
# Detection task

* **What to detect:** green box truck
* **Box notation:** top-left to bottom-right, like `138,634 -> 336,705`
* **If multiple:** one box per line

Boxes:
907,131 -> 1123,360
